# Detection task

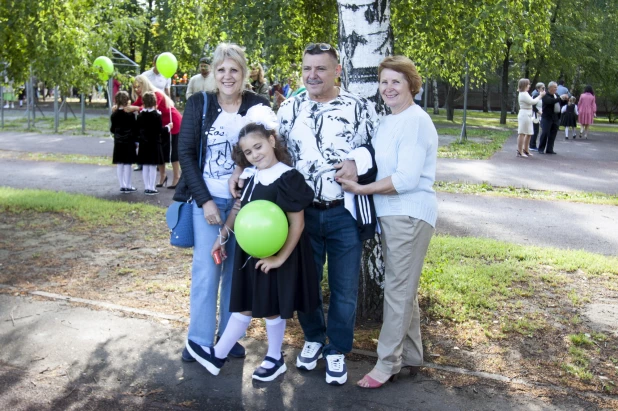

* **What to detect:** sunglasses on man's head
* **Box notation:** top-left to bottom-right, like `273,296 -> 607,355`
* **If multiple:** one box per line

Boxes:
305,43 -> 333,52
304,43 -> 339,60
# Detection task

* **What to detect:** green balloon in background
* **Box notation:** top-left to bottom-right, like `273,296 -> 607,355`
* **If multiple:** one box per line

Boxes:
156,52 -> 178,79
235,200 -> 289,259
93,56 -> 114,81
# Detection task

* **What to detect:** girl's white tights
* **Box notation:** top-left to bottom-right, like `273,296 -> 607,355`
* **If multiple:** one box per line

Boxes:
142,165 -> 157,191
116,164 -> 133,189
208,313 -> 286,369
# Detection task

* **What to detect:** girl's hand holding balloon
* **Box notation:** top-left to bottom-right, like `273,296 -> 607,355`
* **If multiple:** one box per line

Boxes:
255,255 -> 284,274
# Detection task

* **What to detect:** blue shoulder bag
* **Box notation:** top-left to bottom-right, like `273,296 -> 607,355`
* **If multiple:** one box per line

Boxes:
166,92 -> 208,247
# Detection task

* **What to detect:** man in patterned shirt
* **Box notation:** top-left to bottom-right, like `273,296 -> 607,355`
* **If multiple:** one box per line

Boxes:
277,43 -> 378,385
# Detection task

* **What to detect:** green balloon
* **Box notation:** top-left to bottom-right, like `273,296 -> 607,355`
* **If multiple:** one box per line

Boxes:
93,56 -> 114,80
156,52 -> 178,79
235,200 -> 289,259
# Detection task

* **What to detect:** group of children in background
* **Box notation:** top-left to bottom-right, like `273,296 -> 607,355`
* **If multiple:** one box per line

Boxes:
110,91 -> 172,195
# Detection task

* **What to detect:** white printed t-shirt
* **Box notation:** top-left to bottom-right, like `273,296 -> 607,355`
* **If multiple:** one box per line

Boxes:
277,88 -> 377,202
202,110 -> 243,199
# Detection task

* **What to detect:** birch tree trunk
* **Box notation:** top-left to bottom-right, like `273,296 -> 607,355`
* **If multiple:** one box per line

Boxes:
338,0 -> 393,319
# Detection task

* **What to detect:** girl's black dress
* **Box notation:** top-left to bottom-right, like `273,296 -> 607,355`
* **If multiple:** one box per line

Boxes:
136,109 -> 165,166
560,104 -> 578,128
110,108 -> 137,164
229,163 -> 320,319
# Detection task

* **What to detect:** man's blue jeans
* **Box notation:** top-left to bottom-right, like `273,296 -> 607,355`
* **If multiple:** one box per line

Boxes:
187,197 -> 237,347
297,205 -> 362,354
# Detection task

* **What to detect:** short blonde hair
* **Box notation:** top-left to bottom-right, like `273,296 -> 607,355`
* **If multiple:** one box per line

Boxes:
518,78 -> 530,92
378,56 -> 422,97
211,43 -> 249,92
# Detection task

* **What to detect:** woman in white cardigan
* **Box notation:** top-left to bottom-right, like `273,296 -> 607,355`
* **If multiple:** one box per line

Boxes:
517,78 -> 545,157
337,56 -> 438,388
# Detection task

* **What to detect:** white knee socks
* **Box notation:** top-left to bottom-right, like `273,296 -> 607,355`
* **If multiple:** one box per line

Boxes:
211,312 -> 251,359
565,127 -> 570,138
142,165 -> 157,191
116,164 -> 132,189
123,164 -> 132,188
262,316 -> 286,368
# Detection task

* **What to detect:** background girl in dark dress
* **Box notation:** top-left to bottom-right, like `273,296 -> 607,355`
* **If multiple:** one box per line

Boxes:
135,92 -> 171,195
110,91 -> 138,193
561,96 -> 579,139
186,109 -> 319,382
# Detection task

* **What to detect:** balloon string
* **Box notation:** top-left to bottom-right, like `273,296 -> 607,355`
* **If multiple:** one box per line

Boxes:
217,224 -> 234,246
240,256 -> 253,269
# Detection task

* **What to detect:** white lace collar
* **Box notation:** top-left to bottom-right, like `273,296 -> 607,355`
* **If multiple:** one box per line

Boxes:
239,162 -> 291,186
142,108 -> 157,113
239,162 -> 291,203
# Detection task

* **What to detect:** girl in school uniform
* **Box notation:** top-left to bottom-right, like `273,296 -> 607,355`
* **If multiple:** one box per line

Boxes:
135,91 -> 172,195
561,96 -> 579,140
185,105 -> 319,382
110,91 -> 138,193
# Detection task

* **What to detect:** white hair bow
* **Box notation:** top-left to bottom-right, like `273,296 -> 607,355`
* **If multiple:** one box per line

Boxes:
243,104 -> 278,130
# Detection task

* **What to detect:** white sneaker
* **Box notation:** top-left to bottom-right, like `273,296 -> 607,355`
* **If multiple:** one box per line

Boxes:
296,342 -> 323,371
325,352 -> 347,385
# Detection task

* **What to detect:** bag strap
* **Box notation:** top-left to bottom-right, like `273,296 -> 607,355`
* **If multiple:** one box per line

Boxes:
199,91 -> 208,169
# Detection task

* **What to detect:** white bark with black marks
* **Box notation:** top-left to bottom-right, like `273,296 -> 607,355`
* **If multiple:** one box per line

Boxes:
338,0 -> 393,318
338,0 -> 393,114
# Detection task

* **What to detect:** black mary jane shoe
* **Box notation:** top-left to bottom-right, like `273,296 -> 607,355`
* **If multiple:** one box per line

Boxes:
252,354 -> 287,382
185,340 -> 226,376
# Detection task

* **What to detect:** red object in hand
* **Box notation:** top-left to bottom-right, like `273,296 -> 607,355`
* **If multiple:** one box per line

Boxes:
213,250 -> 222,265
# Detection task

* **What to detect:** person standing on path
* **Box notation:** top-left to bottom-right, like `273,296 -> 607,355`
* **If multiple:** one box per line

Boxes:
577,85 -> 597,140
529,82 -> 545,151
337,55 -> 438,389
269,42 -> 377,385
110,91 -> 138,193
173,42 -> 270,365
517,78 -> 545,157
186,57 -> 215,100
128,75 -> 183,188
538,81 -> 568,154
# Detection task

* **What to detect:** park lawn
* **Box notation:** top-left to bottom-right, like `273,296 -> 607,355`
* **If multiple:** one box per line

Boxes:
1,187 -> 617,394
429,109 -> 618,134
0,116 -> 110,135
434,181 -> 618,206
436,128 -> 511,159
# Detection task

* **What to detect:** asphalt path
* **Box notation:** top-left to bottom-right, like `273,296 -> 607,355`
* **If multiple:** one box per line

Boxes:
0,293 -> 598,410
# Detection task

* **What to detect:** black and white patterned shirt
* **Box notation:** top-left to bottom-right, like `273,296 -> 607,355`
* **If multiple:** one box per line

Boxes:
277,89 -> 378,201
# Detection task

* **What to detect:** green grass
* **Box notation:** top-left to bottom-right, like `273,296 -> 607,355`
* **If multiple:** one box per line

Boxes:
434,181 -> 618,206
428,109 -> 618,133
3,187 -> 618,337
420,235 -> 618,324
0,187 -> 163,227
436,128 -> 511,159
569,333 -> 594,347
1,116 -> 110,134
26,152 -> 113,165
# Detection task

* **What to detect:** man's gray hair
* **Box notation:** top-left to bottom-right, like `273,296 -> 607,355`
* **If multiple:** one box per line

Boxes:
548,81 -> 558,89
536,82 -> 545,90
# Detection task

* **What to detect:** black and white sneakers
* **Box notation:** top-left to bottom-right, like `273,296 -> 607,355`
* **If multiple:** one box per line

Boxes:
295,341 -> 323,371
296,342 -> 347,385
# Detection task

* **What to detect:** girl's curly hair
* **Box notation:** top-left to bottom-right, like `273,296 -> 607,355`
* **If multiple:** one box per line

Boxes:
233,123 -> 291,168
